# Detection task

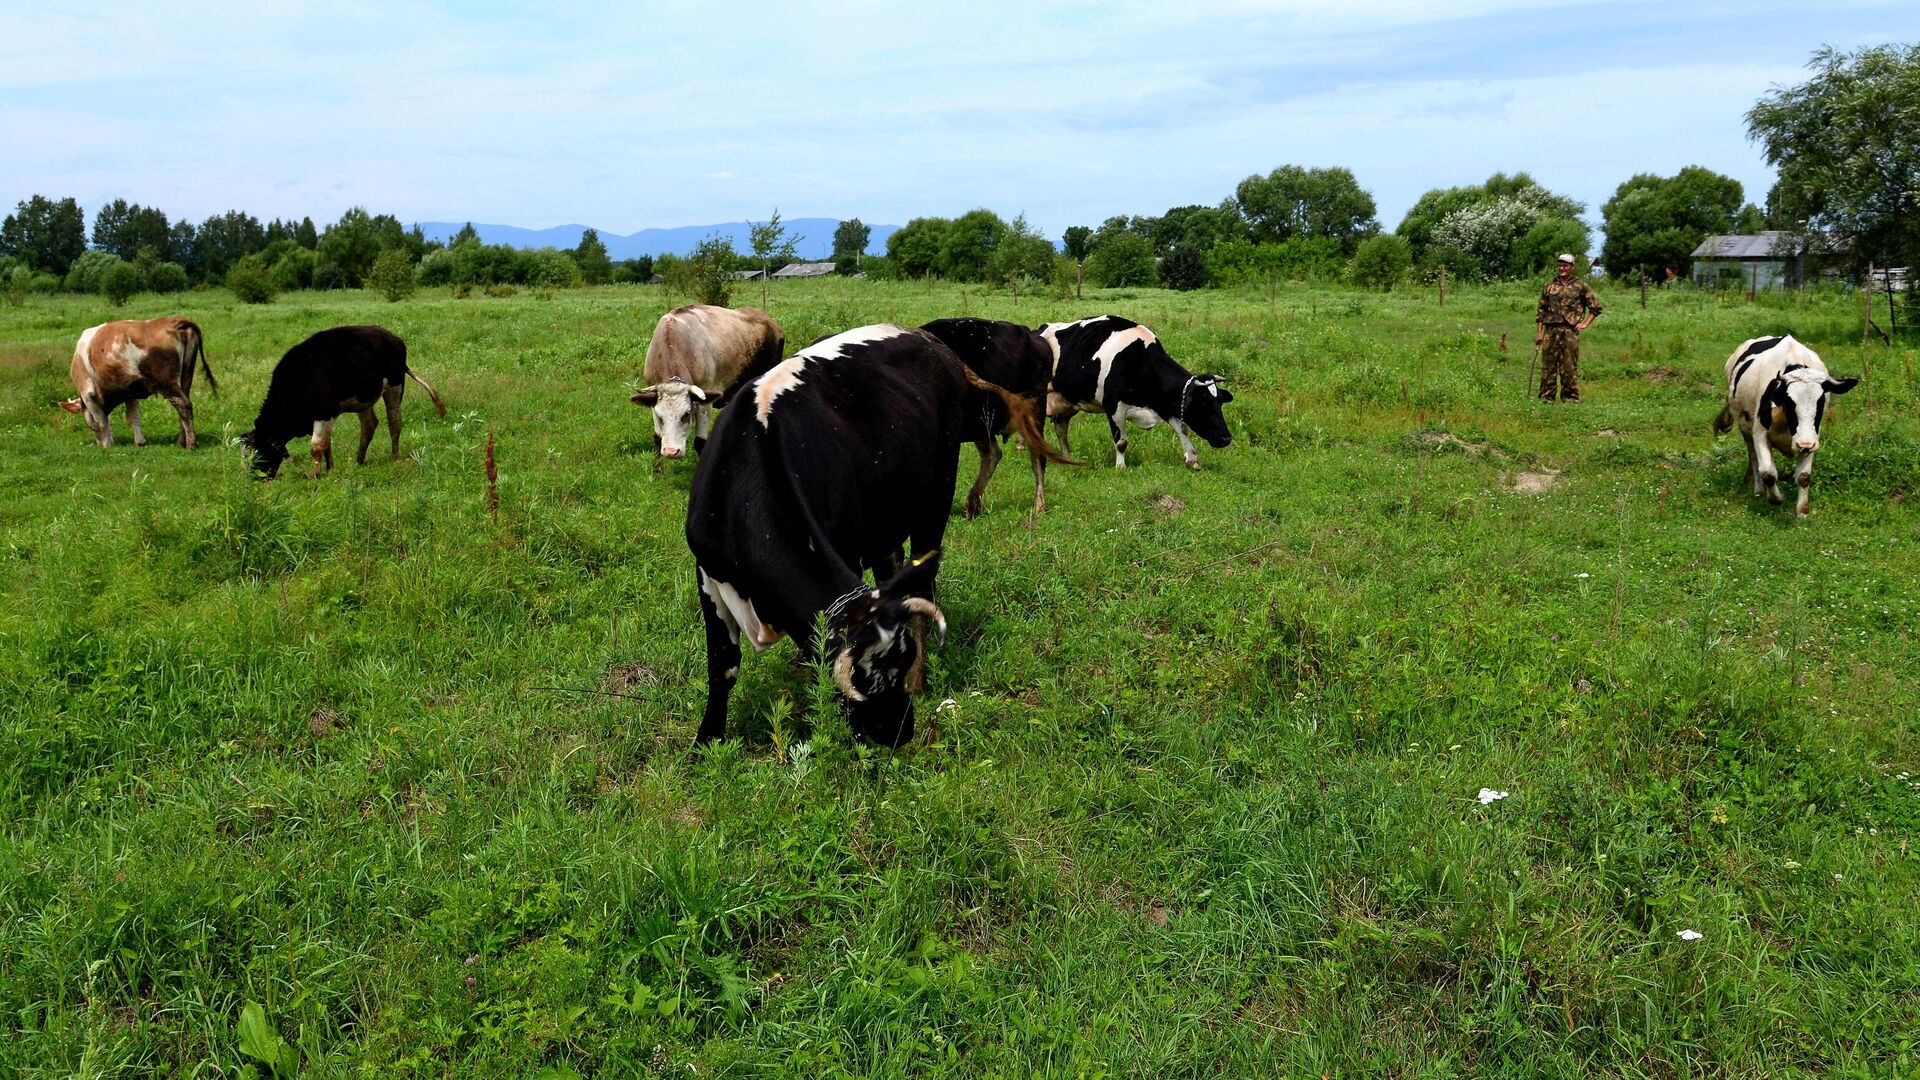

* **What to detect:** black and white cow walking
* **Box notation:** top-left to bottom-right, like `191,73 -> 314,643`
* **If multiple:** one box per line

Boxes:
920,317 -> 1068,517
1712,334 -> 1857,517
1039,316 -> 1233,470
686,324 -> 1043,746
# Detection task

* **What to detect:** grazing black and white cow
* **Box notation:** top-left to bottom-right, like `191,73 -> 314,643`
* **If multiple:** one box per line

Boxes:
920,317 -> 1066,516
241,326 -> 445,479
1039,315 -> 1233,470
1713,334 -> 1857,518
687,324 -> 1042,746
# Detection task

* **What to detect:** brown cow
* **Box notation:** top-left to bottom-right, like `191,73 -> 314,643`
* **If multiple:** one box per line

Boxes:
630,304 -> 783,459
59,317 -> 217,448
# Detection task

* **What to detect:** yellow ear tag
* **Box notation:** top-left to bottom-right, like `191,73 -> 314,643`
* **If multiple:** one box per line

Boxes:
911,549 -> 940,567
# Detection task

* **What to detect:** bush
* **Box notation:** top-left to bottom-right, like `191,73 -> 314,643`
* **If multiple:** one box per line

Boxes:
1085,231 -> 1157,288
522,249 -> 582,289
416,248 -> 454,288
1159,243 -> 1209,291
270,247 -> 316,291
311,260 -> 351,291
484,282 -> 518,298
3,265 -> 29,307
146,261 -> 188,294
29,272 -> 60,294
100,260 -> 144,305
64,250 -> 124,294
368,248 -> 417,301
228,257 -> 276,304
1352,234 -> 1413,290
670,234 -> 736,305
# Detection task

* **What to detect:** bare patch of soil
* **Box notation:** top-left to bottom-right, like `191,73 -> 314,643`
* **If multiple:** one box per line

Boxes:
1506,470 -> 1563,493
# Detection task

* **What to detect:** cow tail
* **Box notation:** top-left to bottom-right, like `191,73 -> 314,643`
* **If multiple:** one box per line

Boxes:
188,321 -> 217,396
1712,402 -> 1733,435
409,369 -> 448,416
962,368 -> 1077,466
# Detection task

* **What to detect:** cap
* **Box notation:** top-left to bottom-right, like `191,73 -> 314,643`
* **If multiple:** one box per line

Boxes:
1556,253 -> 1575,264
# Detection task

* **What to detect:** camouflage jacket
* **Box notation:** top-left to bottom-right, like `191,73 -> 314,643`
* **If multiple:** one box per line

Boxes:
1538,276 -> 1602,327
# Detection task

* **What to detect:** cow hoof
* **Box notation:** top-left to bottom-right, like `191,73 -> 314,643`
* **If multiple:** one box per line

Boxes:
963,500 -> 982,520
1185,459 -> 1202,472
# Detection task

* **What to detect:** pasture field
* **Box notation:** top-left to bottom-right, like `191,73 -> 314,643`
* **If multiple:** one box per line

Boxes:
1,277 -> 1917,1077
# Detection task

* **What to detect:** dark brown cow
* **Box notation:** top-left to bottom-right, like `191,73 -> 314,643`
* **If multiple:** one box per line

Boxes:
60,317 -> 217,448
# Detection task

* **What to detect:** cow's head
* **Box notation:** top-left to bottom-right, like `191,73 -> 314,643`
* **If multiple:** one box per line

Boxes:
826,551 -> 947,747
1180,375 -> 1235,448
239,430 -> 289,478
1760,366 -> 1857,454
631,377 -> 709,458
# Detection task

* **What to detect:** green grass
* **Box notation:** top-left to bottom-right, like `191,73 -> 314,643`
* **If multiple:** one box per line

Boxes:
2,279 -> 1917,1077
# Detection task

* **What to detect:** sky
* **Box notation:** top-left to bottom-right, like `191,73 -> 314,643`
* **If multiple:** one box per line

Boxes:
3,1 -> 1915,245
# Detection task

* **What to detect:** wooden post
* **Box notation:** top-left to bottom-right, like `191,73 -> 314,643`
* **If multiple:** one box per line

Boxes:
1074,261 -> 1082,301
1438,265 -> 1446,307
484,430 -> 499,526
1639,266 -> 1647,309
1748,264 -> 1757,301
1865,262 -> 1874,345
1884,266 -> 1899,339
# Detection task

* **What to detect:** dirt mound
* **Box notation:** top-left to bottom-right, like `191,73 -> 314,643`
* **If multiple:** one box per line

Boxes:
1506,470 -> 1563,493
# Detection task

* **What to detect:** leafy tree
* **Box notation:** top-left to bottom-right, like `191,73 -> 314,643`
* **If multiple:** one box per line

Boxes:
368,248 -> 416,301
524,249 -> 583,290
1206,237 -> 1346,286
1747,43 -> 1920,275
1600,166 -> 1748,279
270,247 -> 316,291
832,218 -> 871,260
146,262 -> 188,294
673,233 -> 737,305
91,200 -> 173,261
572,228 -> 612,285
1235,166 -> 1379,254
1061,226 -> 1092,261
1513,217 -> 1592,277
100,260 -> 144,305
1159,243 -> 1209,290
311,261 -> 352,291
1351,234 -> 1413,289
749,209 -> 800,306
1396,172 -> 1584,271
1413,176 -> 1589,280
295,217 -> 319,249
64,250 -> 124,293
194,211 -> 267,282
1152,202 -> 1245,256
986,213 -> 1056,289
318,207 -> 407,286
1085,230 -> 1156,287
228,254 -> 277,303
1733,204 -> 1768,234
3,264 -> 29,307
887,217 -> 949,279
1,195 -> 86,275
452,222 -> 480,247
937,209 -> 1006,283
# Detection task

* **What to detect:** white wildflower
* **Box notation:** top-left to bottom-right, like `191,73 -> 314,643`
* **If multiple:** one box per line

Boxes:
1676,929 -> 1703,941
1477,788 -> 1509,805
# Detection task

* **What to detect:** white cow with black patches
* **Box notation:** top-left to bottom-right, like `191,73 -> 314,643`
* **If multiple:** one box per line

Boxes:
1713,334 -> 1857,517
1039,315 -> 1233,470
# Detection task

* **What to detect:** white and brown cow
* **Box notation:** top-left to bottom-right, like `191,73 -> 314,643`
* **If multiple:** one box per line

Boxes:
1712,334 -> 1857,517
60,317 -> 217,448
631,304 -> 784,460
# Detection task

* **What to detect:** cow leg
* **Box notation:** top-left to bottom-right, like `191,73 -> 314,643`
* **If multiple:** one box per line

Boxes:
693,402 -> 713,455
1751,424 -> 1782,504
1743,432 -> 1758,492
1052,414 -> 1073,459
1031,447 -> 1047,516
964,438 -> 1000,519
1108,411 -> 1129,469
160,388 -> 196,449
355,407 -> 379,465
125,399 -> 146,447
81,394 -> 113,447
1169,418 -> 1202,471
695,569 -> 741,744
383,386 -> 404,459
311,419 -> 335,477
1794,453 -> 1815,518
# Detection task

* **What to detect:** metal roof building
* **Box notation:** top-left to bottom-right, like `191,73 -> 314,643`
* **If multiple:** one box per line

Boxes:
772,261 -> 837,279
1689,232 -> 1849,290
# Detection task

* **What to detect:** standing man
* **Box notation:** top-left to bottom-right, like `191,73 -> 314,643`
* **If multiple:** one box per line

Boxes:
1536,253 -> 1603,402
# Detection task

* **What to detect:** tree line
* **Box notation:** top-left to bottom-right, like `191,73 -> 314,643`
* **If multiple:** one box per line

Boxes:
4,43 -> 1910,307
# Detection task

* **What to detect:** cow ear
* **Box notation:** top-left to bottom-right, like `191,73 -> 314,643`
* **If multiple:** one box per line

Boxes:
58,398 -> 84,414
878,549 -> 941,600
631,386 -> 660,406
1824,377 -> 1858,396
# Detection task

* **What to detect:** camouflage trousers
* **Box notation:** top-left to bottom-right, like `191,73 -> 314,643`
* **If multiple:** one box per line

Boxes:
1539,326 -> 1581,402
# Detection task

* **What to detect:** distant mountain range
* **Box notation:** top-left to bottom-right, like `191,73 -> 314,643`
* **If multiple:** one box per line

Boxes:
411,218 -> 898,261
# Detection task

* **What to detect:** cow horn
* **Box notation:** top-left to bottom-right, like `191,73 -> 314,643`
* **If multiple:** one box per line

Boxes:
901,598 -> 947,645
832,648 -> 865,701
688,384 -> 709,401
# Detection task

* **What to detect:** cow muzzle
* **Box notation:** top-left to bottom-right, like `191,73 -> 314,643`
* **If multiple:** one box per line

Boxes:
660,446 -> 685,459
1794,438 -> 1818,454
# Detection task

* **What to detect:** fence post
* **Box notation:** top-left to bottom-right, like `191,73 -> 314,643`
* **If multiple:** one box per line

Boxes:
1438,265 -> 1446,307
1639,266 -> 1647,309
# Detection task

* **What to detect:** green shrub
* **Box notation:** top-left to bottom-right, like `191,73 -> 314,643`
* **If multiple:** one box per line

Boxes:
416,249 -> 454,288
100,260 -> 144,305
270,247 -> 316,291
146,261 -> 188,294
522,249 -> 582,289
1352,234 -> 1413,290
227,256 -> 276,304
484,282 -> 518,298
3,265 -> 28,307
64,250 -> 124,294
29,271 -> 60,294
367,248 -> 417,301
311,260 -> 351,291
